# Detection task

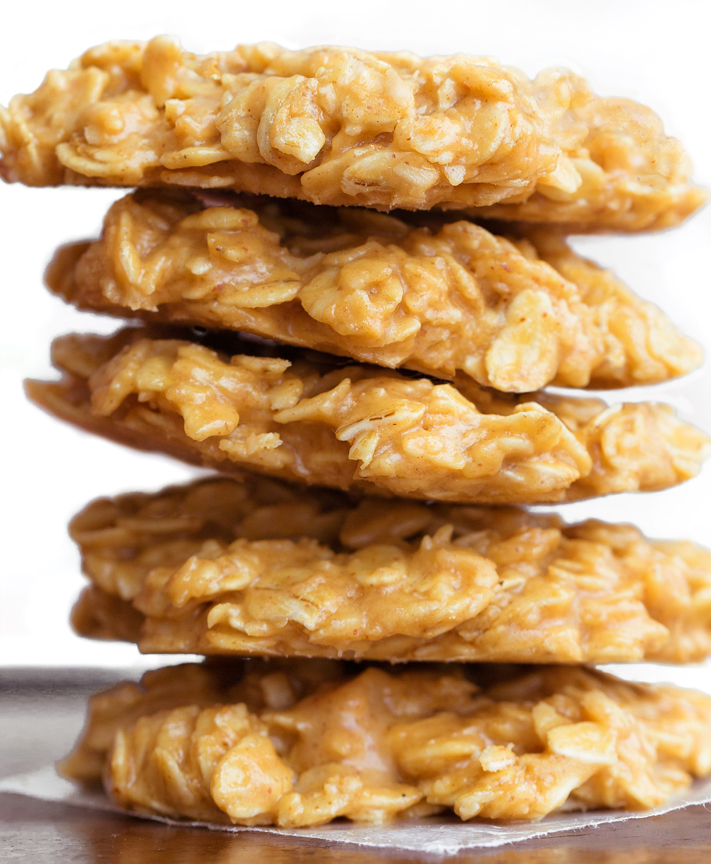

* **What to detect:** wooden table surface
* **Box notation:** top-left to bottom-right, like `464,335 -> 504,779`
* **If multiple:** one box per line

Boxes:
1,668 -> 709,863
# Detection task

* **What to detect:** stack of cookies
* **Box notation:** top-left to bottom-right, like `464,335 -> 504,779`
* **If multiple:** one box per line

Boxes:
3,37 -> 711,828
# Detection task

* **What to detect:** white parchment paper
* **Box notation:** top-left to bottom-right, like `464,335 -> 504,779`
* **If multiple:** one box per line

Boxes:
2,767 -> 711,854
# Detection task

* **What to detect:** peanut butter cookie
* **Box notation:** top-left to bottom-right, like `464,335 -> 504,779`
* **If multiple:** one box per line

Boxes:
68,476 -> 711,664
26,327 -> 710,505
48,191 -> 702,392
1,37 -> 704,228
61,661 -> 711,825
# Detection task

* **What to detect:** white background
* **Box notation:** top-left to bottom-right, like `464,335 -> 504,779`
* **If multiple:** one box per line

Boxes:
0,0 -> 709,691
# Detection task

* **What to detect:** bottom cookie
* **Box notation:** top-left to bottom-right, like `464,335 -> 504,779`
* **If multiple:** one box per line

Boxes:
61,660 -> 711,827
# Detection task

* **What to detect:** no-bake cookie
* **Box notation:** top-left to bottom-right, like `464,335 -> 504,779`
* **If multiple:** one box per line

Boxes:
61,661 -> 711,825
69,476 -> 711,664
1,37 -> 704,228
26,328 -> 710,504
48,191 -> 702,392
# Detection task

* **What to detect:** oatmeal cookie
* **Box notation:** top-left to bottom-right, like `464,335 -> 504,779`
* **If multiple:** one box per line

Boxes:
1,37 -> 704,229
68,476 -> 711,664
26,327 -> 710,505
60,660 -> 711,825
48,191 -> 702,392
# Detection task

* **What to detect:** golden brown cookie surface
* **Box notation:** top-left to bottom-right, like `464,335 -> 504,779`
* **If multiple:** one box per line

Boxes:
48,192 -> 702,392
68,476 -> 711,664
26,328 -> 710,505
61,661 -> 711,825
1,37 -> 704,228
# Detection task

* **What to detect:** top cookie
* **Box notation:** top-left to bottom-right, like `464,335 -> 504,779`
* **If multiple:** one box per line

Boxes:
0,37 -> 704,229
